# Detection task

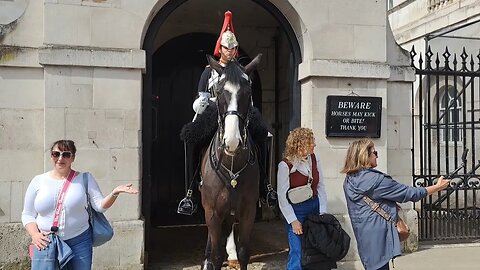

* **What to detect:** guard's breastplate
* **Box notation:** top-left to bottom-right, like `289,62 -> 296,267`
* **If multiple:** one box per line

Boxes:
207,69 -> 221,97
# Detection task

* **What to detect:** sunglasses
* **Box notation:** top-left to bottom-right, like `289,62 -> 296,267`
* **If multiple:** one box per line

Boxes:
51,150 -> 73,159
371,151 -> 378,158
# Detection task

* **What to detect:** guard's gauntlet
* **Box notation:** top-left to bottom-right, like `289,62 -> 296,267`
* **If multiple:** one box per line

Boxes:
192,92 -> 211,114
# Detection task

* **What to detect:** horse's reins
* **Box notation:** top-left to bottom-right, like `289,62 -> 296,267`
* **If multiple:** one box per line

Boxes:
209,130 -> 255,216
209,131 -> 255,188
207,61 -> 256,215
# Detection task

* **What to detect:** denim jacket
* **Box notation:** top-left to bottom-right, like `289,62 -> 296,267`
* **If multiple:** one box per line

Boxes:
31,234 -> 74,270
343,168 -> 427,270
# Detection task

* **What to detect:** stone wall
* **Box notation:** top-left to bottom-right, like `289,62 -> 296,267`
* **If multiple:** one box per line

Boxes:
0,0 -> 148,268
0,0 -> 419,269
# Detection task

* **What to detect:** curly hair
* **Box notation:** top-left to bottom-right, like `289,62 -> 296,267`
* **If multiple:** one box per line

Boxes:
341,138 -> 374,174
283,127 -> 315,160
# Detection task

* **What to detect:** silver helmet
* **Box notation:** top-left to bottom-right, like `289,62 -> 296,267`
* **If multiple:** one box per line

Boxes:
220,30 -> 238,49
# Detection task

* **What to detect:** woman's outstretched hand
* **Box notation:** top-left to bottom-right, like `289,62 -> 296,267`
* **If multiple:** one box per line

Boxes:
112,184 -> 139,196
427,176 -> 450,195
435,176 -> 450,190
103,184 -> 139,209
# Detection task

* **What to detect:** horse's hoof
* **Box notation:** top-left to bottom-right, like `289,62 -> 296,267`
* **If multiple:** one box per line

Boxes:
202,259 -> 215,270
227,259 -> 240,269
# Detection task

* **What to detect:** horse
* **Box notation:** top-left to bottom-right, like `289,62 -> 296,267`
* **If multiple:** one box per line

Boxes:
199,54 -> 262,270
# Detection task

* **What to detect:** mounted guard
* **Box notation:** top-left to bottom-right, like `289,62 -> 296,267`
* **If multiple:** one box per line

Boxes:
177,10 -> 277,216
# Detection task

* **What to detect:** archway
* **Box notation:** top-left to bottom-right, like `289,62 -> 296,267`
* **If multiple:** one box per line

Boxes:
141,0 -> 302,265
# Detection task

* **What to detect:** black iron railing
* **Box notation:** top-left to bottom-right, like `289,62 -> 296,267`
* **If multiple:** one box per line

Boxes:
410,45 -> 480,241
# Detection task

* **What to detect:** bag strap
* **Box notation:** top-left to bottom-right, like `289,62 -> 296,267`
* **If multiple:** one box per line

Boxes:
363,196 -> 395,224
82,173 -> 92,208
82,173 -> 89,198
283,155 -> 314,184
52,170 -> 76,232
307,155 -> 313,184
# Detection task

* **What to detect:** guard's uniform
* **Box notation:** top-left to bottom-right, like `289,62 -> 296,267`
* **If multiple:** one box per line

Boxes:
198,66 -> 221,95
177,11 -> 276,216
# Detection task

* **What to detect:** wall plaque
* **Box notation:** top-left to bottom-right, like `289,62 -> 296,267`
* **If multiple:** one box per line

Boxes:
325,95 -> 382,138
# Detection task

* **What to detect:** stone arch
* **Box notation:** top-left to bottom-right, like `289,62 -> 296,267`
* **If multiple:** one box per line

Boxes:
139,1 -> 307,264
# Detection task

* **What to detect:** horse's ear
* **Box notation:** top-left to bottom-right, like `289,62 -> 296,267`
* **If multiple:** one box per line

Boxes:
206,55 -> 223,75
244,54 -> 262,75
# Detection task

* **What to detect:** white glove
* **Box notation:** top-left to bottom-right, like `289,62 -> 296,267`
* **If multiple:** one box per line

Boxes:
192,92 -> 211,114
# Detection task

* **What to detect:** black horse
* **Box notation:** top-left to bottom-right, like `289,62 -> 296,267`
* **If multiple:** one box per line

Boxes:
200,54 -> 262,270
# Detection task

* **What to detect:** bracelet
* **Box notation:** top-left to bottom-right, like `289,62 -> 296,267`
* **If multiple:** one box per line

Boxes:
112,192 -> 119,197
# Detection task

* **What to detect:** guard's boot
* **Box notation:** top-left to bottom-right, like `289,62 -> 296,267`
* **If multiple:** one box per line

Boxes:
177,189 -> 197,215
258,169 -> 277,208
265,183 -> 278,208
257,135 -> 277,208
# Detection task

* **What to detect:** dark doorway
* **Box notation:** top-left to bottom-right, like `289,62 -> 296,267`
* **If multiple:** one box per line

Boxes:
141,1 -> 302,266
150,33 -> 212,226
150,33 -> 263,226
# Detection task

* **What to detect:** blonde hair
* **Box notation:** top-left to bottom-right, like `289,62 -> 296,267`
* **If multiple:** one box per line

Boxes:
283,127 -> 315,160
341,138 -> 375,174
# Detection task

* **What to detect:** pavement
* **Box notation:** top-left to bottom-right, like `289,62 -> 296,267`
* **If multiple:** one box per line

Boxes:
390,243 -> 479,270
147,219 -> 480,270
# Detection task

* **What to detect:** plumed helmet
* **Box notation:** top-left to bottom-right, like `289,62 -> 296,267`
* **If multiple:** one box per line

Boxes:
220,30 -> 238,49
214,11 -> 238,57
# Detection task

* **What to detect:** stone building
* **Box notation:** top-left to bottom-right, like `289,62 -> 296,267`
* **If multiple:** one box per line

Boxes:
0,0 -> 445,269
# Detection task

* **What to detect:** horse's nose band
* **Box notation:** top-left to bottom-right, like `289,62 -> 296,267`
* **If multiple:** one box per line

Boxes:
223,110 -> 246,122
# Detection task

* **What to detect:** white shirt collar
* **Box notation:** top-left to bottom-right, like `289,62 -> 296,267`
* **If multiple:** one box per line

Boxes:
289,155 -> 311,177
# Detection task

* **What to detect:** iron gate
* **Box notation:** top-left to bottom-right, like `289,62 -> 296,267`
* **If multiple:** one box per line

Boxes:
410,46 -> 480,242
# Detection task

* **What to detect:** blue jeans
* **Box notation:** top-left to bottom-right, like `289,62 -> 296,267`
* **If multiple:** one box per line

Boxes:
31,235 -> 61,270
30,228 -> 91,270
286,196 -> 319,270
64,228 -> 93,270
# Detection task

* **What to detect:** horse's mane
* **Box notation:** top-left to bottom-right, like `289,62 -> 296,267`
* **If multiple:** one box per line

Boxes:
223,61 -> 246,86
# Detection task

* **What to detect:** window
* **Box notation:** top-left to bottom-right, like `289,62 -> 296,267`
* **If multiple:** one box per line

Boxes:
439,87 -> 462,142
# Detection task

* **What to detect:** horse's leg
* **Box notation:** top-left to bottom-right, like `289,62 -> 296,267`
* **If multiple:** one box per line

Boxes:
226,225 -> 238,263
236,210 -> 256,270
226,227 -> 236,260
205,235 -> 212,259
201,233 -> 214,270
204,214 -> 224,269
223,219 -> 240,269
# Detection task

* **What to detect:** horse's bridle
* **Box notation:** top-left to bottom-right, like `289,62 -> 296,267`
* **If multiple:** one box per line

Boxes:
216,73 -> 252,153
209,70 -> 255,188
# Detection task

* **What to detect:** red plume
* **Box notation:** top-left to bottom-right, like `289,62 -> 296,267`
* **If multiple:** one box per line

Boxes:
214,11 -> 236,57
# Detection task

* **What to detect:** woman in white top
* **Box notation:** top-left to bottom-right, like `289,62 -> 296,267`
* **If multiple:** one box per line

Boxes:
277,128 -> 328,270
22,139 -> 138,269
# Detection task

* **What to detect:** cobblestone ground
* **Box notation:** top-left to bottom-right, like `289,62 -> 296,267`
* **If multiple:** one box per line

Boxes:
147,220 -> 288,270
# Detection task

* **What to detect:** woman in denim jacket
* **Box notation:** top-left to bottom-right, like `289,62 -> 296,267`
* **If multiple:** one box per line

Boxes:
342,139 -> 450,270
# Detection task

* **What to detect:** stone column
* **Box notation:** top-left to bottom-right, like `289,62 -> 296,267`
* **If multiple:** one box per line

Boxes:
39,46 -> 146,269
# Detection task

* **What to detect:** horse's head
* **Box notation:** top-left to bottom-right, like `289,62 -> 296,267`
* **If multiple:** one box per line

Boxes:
207,54 -> 262,156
